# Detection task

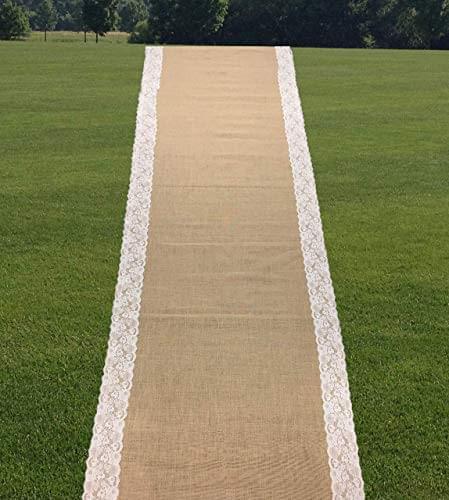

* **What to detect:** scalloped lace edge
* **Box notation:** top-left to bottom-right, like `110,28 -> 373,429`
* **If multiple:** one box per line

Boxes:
82,46 -> 163,500
275,46 -> 365,499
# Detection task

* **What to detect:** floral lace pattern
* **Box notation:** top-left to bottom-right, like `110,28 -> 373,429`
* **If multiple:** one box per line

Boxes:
82,46 -> 163,500
82,45 -> 363,500
275,46 -> 365,499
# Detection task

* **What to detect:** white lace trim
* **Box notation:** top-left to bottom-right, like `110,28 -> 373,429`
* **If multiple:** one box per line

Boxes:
82,46 -> 163,500
275,46 -> 365,499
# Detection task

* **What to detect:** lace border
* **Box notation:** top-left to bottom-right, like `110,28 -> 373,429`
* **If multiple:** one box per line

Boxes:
275,46 -> 365,499
82,46 -> 163,500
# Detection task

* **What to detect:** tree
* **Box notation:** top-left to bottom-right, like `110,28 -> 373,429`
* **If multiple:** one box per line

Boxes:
357,0 -> 449,48
411,0 -> 449,48
83,0 -> 118,42
0,0 -> 30,39
35,0 -> 57,40
147,0 -> 229,43
219,0 -> 296,45
128,17 -> 149,41
118,0 -> 146,32
218,0 -> 361,47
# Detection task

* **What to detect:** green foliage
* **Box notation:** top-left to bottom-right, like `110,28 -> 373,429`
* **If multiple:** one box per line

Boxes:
83,0 -> 118,39
128,17 -> 148,42
220,0 -> 361,47
218,0 -> 449,48
352,0 -> 449,48
54,0 -> 84,30
5,0 -> 449,47
0,0 -> 30,39
35,0 -> 58,34
118,0 -> 146,32
147,0 -> 229,43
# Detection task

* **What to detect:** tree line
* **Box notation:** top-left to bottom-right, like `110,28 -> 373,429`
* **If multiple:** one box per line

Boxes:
0,0 -> 147,39
1,0 -> 449,49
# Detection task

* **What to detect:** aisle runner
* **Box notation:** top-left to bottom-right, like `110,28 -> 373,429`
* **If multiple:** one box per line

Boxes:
84,47 -> 364,500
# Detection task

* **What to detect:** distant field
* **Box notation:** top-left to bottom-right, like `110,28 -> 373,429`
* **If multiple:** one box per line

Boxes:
28,30 -> 129,43
0,42 -> 448,499
295,48 -> 449,498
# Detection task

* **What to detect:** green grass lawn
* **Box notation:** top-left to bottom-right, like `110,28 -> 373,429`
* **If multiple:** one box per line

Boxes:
0,41 -> 448,499
294,48 -> 449,499
0,41 -> 144,498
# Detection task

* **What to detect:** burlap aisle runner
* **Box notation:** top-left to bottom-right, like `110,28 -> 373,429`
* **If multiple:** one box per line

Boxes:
83,46 -> 364,500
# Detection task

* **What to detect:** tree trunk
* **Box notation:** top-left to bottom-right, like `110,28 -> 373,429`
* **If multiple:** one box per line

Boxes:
96,32 -> 98,43
84,31 -> 87,43
44,29 -> 47,42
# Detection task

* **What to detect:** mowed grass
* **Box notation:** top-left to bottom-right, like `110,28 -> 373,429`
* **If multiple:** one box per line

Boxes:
0,41 -> 448,499
294,48 -> 449,499
0,42 -> 143,497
